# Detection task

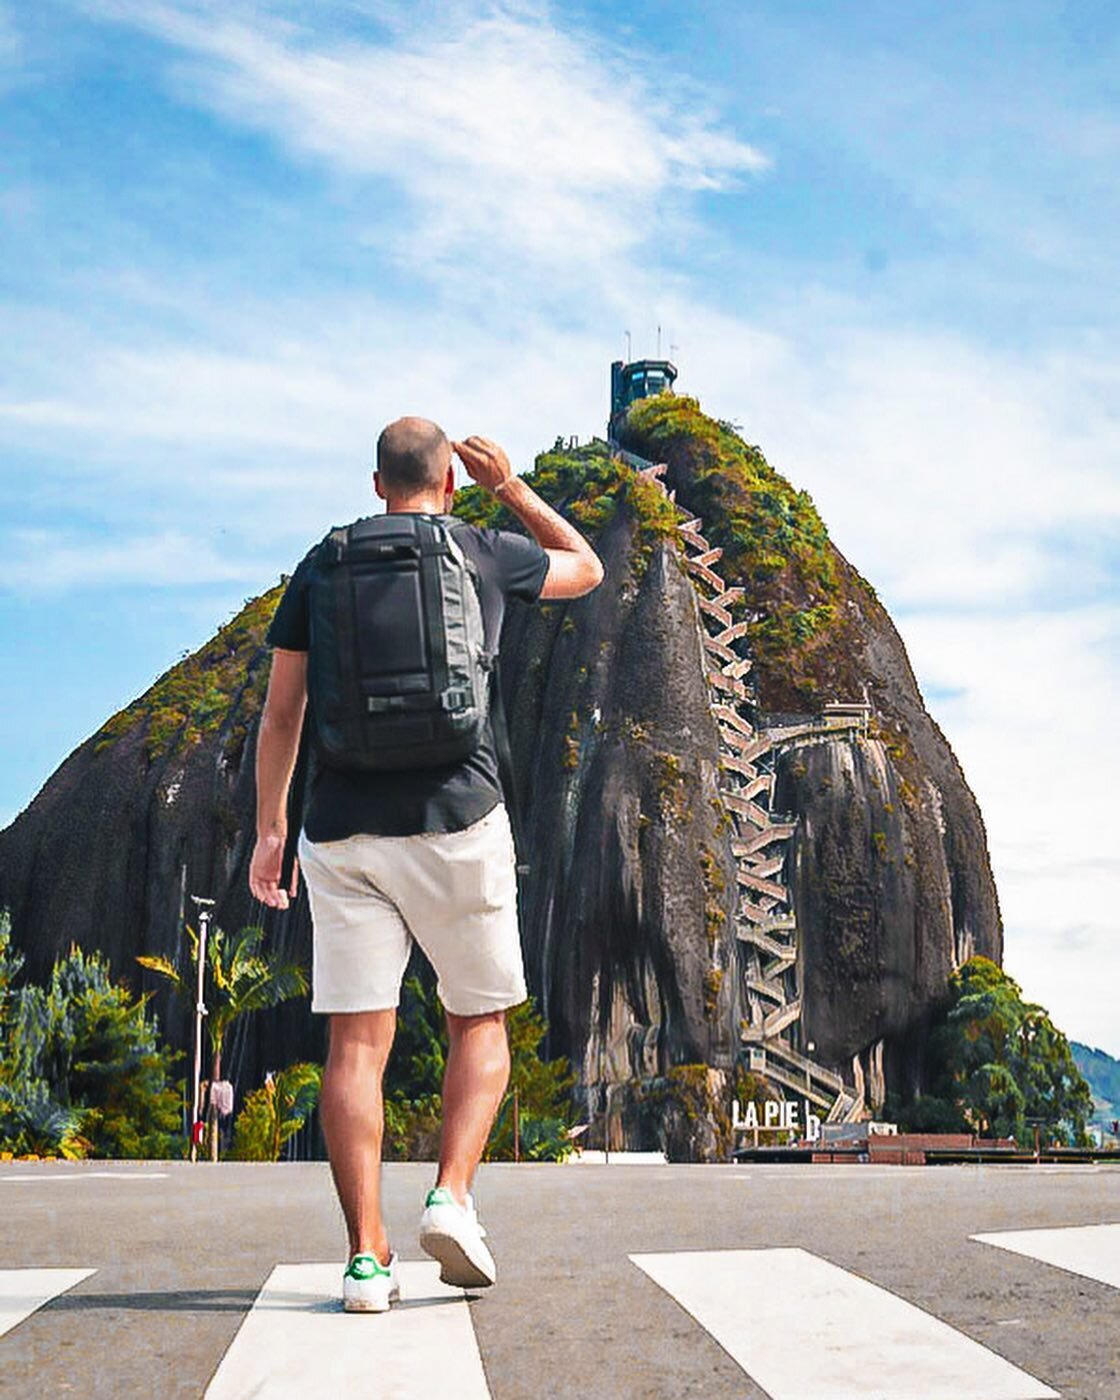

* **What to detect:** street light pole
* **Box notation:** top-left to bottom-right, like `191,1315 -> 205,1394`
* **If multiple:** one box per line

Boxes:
188,896 -> 215,1164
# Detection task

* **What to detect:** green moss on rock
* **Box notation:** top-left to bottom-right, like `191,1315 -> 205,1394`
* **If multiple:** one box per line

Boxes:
93,584 -> 284,764
703,967 -> 724,1019
620,392 -> 881,709
451,438 -> 685,582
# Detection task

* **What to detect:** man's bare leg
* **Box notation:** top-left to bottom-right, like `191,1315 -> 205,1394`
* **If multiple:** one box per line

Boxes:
319,1008 -> 397,1264
435,1008 -> 511,1206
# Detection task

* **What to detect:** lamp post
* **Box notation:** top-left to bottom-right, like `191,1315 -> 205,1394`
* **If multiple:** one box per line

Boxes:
188,896 -> 215,1164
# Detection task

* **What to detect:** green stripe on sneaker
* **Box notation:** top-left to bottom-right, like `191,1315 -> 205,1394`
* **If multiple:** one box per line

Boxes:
425,1186 -> 456,1207
345,1253 -> 391,1279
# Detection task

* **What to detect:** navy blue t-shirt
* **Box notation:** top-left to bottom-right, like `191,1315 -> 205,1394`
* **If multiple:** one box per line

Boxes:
265,512 -> 550,839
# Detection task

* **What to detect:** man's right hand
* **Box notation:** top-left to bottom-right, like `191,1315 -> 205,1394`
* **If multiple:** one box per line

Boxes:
452,436 -> 514,495
452,432 -> 605,598
249,829 -> 299,909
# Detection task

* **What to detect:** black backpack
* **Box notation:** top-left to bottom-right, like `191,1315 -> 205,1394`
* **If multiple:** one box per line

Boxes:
278,513 -> 527,886
304,512 -> 492,772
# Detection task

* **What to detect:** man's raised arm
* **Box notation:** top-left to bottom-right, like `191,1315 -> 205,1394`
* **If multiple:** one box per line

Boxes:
452,436 -> 604,599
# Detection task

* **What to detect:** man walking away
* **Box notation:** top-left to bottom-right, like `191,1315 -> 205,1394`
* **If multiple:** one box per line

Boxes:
249,418 -> 604,1312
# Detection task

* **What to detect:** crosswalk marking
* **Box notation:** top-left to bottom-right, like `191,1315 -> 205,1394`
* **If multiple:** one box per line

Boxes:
204,1262 -> 491,1398
629,1248 -> 1060,1400
1,1171 -> 168,1182
970,1222 -> 1120,1289
0,1269 -> 96,1340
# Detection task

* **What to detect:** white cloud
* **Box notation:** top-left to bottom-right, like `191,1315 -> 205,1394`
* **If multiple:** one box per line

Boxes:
655,298 -> 1120,612
0,290 -> 624,585
0,292 -> 613,482
899,603 -> 1118,1053
0,526 -> 261,593
83,0 -> 769,274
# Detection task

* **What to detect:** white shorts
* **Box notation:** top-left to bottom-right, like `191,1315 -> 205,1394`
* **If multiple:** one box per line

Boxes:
296,801 -> 529,1017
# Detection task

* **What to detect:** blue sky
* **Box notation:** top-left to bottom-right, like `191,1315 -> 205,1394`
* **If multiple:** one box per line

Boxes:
3,1 -> 1118,1055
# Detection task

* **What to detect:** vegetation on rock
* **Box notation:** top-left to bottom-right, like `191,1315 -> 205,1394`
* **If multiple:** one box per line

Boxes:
633,1061 -> 790,1161
619,391 -> 880,711
94,586 -> 284,764
452,436 -> 685,581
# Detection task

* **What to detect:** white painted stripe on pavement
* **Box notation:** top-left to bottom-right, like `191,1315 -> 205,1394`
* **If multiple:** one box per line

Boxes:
629,1248 -> 1059,1400
1,1171 -> 168,1182
0,1269 -> 96,1340
204,1262 -> 490,1399
970,1222 -> 1120,1289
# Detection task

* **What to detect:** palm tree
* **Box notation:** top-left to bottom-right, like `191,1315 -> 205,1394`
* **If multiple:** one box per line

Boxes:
230,1062 -> 322,1162
138,924 -> 307,1161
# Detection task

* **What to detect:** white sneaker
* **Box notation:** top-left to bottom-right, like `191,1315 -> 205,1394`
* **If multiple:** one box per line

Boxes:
342,1249 -> 401,1312
418,1185 -> 496,1288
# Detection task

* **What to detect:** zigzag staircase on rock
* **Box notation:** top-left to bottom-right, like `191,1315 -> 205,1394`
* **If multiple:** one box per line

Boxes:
610,443 -> 867,1125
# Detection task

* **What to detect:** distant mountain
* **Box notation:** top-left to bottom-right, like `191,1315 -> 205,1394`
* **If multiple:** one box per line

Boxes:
1071,1042 -> 1120,1124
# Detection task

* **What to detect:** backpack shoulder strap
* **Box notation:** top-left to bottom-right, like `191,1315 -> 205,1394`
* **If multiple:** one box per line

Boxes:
444,519 -> 487,622
445,520 -> 530,877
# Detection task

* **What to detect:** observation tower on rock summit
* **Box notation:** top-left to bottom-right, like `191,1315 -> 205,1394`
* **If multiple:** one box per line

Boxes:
608,357 -> 678,442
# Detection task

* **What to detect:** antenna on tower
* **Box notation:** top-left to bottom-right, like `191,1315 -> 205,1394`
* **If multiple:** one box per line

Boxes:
625,330 -> 631,362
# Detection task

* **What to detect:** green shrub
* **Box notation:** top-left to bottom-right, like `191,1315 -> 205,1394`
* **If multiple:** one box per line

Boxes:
0,918 -> 183,1160
230,1062 -> 322,1162
379,968 -> 578,1162
618,392 -> 861,703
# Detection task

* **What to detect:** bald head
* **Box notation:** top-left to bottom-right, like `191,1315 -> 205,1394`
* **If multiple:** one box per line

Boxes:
376,416 -> 452,499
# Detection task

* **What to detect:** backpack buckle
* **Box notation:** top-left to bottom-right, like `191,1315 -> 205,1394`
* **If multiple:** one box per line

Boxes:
439,687 -> 470,711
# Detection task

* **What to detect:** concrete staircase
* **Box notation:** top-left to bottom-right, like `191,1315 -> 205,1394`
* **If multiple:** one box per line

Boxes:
606,440 -> 866,1125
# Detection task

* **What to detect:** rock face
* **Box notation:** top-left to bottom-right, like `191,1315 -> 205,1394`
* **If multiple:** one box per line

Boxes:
497,501 -> 739,1095
0,407 -> 1003,1151
776,717 -> 997,1102
0,586 -> 323,1090
615,398 -> 1002,1114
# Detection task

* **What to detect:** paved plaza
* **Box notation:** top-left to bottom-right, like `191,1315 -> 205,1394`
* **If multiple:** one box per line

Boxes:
1,1159 -> 1117,1398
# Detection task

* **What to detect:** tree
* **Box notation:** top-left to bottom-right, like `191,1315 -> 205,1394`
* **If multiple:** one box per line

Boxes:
1,919 -> 182,1159
484,998 -> 578,1162
886,956 -> 1094,1146
230,1062 -> 322,1162
381,969 -> 452,1161
138,923 -> 307,1161
0,908 -> 22,1071
380,965 -> 577,1161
